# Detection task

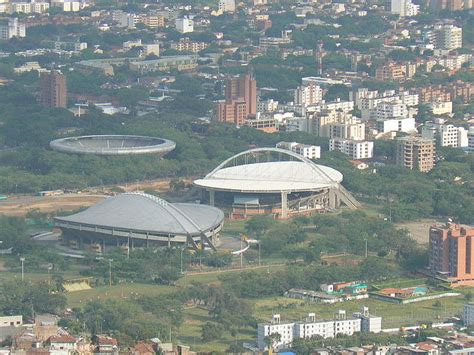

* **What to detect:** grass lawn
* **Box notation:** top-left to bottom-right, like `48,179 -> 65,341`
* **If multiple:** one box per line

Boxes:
177,306 -> 254,353
66,283 -> 176,308
222,220 -> 247,237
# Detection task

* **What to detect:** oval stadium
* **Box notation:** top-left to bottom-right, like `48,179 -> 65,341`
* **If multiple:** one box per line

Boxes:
54,193 -> 224,252
194,148 -> 360,219
50,135 -> 176,156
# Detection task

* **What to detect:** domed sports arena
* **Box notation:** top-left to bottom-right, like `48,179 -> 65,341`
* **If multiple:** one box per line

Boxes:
194,148 -> 360,219
50,135 -> 176,156
54,193 -> 224,252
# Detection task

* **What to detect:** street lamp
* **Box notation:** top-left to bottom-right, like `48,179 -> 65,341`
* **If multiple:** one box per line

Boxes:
108,259 -> 113,288
180,247 -> 185,274
258,240 -> 261,266
47,264 -> 53,291
20,257 -> 25,281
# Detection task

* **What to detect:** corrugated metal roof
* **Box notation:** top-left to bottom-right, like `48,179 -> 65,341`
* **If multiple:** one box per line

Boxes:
54,193 -> 224,236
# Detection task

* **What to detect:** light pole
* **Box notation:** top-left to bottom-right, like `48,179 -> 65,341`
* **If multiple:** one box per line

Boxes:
180,247 -> 185,274
258,241 -> 261,266
20,257 -> 25,281
108,259 -> 113,288
47,265 -> 52,292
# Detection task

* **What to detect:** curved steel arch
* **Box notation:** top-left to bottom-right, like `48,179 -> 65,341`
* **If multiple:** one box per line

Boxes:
206,147 -> 337,182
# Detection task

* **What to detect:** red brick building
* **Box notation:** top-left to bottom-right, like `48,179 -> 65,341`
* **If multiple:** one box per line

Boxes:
217,74 -> 257,125
429,223 -> 474,286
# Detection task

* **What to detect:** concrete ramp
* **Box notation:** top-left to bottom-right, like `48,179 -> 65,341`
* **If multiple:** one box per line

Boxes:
334,184 -> 361,209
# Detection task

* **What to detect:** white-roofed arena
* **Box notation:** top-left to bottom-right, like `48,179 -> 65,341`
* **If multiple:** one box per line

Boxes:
194,148 -> 360,219
54,193 -> 224,252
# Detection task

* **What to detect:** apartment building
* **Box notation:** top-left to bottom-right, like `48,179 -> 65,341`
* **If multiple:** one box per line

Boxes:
396,136 -> 436,172
375,63 -> 406,81
375,101 -> 409,120
354,88 -> 418,120
218,0 -> 236,12
245,115 -> 278,133
376,117 -> 416,134
137,14 -> 165,28
429,101 -> 453,115
468,127 -> 474,151
313,111 -> 365,140
0,18 -> 25,40
217,99 -> 248,126
276,141 -> 321,159
39,71 -> 67,108
170,38 -> 209,53
329,139 -> 374,160
433,25 -> 462,50
422,119 -> 468,147
217,74 -> 257,125
464,303 -> 474,326
175,17 -> 193,33
257,99 -> 279,113
429,223 -> 474,285
391,0 -> 419,16
257,309 -> 381,351
294,83 -> 323,106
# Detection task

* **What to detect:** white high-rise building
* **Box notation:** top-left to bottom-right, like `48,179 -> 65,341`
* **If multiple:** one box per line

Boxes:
294,83 -> 323,106
422,119 -> 469,148
0,18 -> 25,40
468,126 -> 474,151
375,102 -> 409,120
218,0 -> 236,13
434,25 -> 462,50
376,118 -> 416,134
329,139 -> 374,160
175,17 -> 194,33
391,0 -> 419,17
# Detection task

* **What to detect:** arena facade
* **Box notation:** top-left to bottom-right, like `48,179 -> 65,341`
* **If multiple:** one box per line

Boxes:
194,148 -> 360,219
54,193 -> 224,252
50,135 -> 176,156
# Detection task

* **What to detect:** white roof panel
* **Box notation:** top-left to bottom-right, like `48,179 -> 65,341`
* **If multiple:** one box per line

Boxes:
194,161 -> 342,193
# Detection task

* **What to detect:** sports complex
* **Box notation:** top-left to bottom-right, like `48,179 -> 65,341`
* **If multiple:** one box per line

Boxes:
194,147 -> 360,219
50,135 -> 176,156
54,193 -> 224,251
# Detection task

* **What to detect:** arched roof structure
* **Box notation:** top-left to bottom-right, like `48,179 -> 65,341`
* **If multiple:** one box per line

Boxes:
194,148 -> 343,193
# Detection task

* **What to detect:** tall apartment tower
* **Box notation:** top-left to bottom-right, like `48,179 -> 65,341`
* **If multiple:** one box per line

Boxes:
396,136 -> 435,173
434,25 -> 462,50
40,71 -> 67,108
217,74 -> 257,125
224,74 -> 257,115
429,223 -> 474,285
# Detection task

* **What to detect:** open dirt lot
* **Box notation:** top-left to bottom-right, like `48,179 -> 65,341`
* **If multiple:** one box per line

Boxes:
0,194 -> 106,216
0,177 -> 196,217
395,218 -> 439,245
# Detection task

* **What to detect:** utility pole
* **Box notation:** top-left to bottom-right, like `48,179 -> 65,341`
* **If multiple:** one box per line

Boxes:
127,233 -> 131,259
258,241 -> 261,266
240,236 -> 243,269
47,265 -> 52,292
364,239 -> 368,258
180,247 -> 185,274
108,259 -> 113,288
20,257 -> 25,281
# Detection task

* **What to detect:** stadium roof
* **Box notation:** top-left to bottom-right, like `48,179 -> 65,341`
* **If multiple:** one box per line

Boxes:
50,135 -> 176,156
55,193 -> 224,236
194,148 -> 343,193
